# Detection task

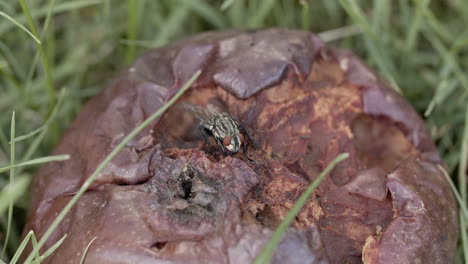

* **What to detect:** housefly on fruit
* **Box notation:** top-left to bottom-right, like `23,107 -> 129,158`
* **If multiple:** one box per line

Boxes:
183,103 -> 255,161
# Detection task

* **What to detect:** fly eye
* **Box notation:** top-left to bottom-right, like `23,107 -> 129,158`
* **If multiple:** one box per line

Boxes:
238,133 -> 244,143
223,135 -> 232,146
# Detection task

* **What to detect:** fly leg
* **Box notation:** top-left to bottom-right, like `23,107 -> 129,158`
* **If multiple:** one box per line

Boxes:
239,125 -> 259,149
238,125 -> 260,162
199,126 -> 212,146
242,142 -> 254,162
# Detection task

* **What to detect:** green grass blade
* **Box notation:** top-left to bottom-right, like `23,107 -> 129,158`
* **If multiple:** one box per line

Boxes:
322,0 -> 341,26
23,70 -> 201,264
459,105 -> 468,263
1,112 -> 15,257
22,48 -> 41,103
0,0 -> 104,36
79,237 -> 97,264
0,63 -> 21,91
452,0 -> 468,19
247,0 -> 276,28
16,0 -> 63,102
36,0 -> 57,100
0,155 -> 70,174
178,0 -> 227,29
146,0 -> 164,27
0,129 -> 8,158
10,89 -> 65,144
126,0 -> 139,65
300,0 -> 310,31
458,100 -> 468,201
452,36 -> 468,53
226,0 -> 244,27
372,0 -> 390,33
438,165 -> 468,220
19,90 -> 67,169
33,234 -> 67,263
421,5 -> 453,43
424,79 -> 457,117
0,41 -> 26,82
0,216 -> 20,257
0,1 -> 14,13
338,0 -> 374,39
18,0 -> 56,106
0,176 -> 30,217
30,230 -> 40,263
19,129 -> 58,173
0,11 -> 41,44
254,153 -> 349,264
102,0 -> 110,23
40,0 -> 57,39
153,6 -> 190,47
10,230 -> 35,264
423,31 -> 468,96
461,214 -> 468,264
399,0 -> 410,25
338,0 -> 400,93
17,0 -> 41,45
404,0 -> 430,52
221,0 -> 236,11
318,24 -> 362,42
120,39 -> 159,49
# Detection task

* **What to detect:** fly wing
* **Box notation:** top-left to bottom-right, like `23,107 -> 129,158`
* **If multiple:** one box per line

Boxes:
206,104 -> 223,116
207,103 -> 239,124
183,103 -> 213,122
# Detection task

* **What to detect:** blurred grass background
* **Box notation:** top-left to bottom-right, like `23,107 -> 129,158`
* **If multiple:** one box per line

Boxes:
0,0 -> 467,263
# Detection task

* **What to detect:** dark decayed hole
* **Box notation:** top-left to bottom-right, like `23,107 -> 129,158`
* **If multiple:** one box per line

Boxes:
114,175 -> 152,186
181,180 -> 193,200
151,241 -> 167,250
254,205 -> 278,228
255,211 -> 264,222
205,203 -> 213,212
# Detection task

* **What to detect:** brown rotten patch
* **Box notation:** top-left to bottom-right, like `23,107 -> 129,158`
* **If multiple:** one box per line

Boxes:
23,29 -> 457,264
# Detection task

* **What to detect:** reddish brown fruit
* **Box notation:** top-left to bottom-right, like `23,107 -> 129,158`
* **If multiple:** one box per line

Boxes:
23,29 -> 457,264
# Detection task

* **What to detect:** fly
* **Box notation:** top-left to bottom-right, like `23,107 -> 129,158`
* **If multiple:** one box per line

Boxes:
183,103 -> 254,161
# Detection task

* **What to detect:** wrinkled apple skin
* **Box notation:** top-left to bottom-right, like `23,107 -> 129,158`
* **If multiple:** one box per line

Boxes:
23,29 -> 457,264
